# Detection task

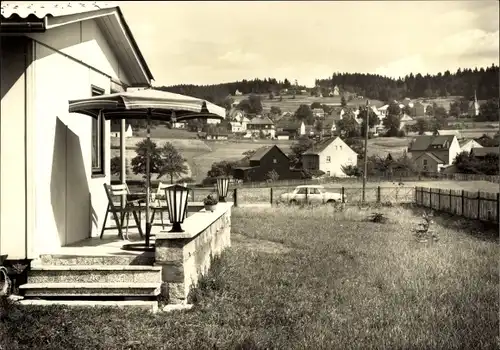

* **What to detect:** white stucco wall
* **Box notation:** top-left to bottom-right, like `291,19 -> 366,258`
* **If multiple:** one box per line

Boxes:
318,138 -> 358,177
27,19 -> 132,86
0,18 -> 136,259
447,137 -> 461,164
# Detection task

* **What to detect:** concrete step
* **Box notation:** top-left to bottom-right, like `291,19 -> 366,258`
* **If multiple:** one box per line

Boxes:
28,265 -> 162,284
39,253 -> 155,266
19,282 -> 161,297
18,299 -> 158,313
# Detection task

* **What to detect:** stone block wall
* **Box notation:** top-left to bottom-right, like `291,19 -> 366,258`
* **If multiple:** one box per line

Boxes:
155,202 -> 232,304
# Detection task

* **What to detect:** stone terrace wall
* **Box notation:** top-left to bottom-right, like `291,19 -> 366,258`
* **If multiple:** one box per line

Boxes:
155,202 -> 232,304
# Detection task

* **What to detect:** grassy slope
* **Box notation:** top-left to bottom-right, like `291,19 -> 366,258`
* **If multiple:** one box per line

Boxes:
2,206 -> 497,349
234,94 -> 385,113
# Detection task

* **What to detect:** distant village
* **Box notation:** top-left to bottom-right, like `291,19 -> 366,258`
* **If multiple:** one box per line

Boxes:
159,84 -> 498,182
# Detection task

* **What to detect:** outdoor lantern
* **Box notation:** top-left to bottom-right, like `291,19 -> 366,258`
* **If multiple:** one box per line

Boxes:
165,184 -> 190,232
216,177 -> 230,202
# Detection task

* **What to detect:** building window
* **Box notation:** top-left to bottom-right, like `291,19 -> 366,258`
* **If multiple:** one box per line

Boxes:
423,159 -> 428,166
273,158 -> 277,163
326,156 -> 331,163
327,171 -> 331,176
91,86 -> 105,176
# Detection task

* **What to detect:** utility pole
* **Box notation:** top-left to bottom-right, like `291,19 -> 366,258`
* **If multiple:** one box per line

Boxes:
362,99 -> 369,203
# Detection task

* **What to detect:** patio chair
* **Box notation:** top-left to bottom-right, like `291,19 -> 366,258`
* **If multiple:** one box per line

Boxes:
101,183 -> 144,240
149,182 -> 172,229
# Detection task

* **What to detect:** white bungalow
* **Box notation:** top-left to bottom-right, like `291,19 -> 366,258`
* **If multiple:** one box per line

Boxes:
1,3 -> 154,259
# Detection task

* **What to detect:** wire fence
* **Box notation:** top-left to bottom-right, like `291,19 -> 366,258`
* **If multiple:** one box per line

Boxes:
186,185 -> 415,206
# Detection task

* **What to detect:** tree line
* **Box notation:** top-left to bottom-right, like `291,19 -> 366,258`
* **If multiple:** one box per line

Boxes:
155,78 -> 305,107
315,65 -> 499,102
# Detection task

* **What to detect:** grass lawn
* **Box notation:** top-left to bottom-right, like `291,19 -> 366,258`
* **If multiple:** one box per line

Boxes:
1,206 -> 497,349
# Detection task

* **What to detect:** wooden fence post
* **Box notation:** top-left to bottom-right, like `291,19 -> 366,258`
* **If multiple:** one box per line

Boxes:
270,188 -> 273,205
191,189 -> 195,202
437,189 -> 441,210
461,190 -> 465,216
429,188 -> 432,209
477,190 -> 481,220
497,192 -> 499,224
341,187 -> 345,203
377,186 -> 381,203
414,187 -> 418,204
449,189 -> 452,213
233,188 -> 238,207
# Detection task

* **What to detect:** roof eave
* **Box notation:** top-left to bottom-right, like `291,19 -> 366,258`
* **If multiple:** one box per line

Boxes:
40,6 -> 153,86
115,7 -> 154,82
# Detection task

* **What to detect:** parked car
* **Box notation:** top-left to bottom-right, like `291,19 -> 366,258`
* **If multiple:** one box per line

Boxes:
279,185 -> 344,205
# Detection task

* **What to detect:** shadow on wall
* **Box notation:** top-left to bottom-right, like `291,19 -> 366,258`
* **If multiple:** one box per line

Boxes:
50,118 -> 91,247
0,36 -> 28,100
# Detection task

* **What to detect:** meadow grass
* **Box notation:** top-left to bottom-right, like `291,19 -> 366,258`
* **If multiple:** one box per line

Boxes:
1,206 -> 497,350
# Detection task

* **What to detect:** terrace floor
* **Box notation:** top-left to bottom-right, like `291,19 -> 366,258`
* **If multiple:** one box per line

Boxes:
48,212 -> 189,258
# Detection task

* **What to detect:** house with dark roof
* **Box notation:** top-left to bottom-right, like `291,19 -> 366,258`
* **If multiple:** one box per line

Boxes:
247,116 -> 275,138
459,139 -> 483,154
301,137 -> 358,177
232,145 -> 301,182
475,134 -> 500,147
470,147 -> 499,159
312,108 -> 325,119
275,119 -> 302,139
407,135 -> 461,172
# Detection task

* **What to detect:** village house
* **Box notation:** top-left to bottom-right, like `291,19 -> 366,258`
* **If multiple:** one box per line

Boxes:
275,132 -> 291,140
407,135 -> 461,173
470,147 -> 499,159
206,131 -> 229,140
411,101 -> 427,117
232,145 -> 301,182
459,139 -> 483,154
172,121 -> 187,129
312,108 -> 325,119
110,122 -> 133,138
275,119 -> 302,139
301,137 -> 358,177
1,2 -> 154,259
475,134 -> 500,147
246,116 -> 275,138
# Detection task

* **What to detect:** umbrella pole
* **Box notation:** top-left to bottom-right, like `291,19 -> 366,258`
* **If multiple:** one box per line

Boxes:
145,110 -> 152,247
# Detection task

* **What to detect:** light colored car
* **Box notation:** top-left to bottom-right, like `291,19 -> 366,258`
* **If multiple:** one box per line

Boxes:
279,185 -> 344,205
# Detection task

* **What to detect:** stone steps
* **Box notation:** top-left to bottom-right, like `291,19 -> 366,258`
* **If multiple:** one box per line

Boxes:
19,282 -> 161,297
18,299 -> 158,313
28,265 -> 162,284
38,253 -> 155,266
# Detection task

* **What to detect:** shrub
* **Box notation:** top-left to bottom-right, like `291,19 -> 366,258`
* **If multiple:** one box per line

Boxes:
368,212 -> 388,224
201,177 -> 218,187
203,193 -> 219,206
176,177 -> 194,184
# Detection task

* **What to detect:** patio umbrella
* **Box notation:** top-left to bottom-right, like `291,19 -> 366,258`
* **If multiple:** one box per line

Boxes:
69,88 -> 225,246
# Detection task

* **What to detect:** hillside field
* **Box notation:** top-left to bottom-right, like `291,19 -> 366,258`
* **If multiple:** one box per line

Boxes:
233,94 -> 385,113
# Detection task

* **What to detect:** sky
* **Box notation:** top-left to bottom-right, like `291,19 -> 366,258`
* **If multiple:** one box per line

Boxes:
119,1 -> 500,87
